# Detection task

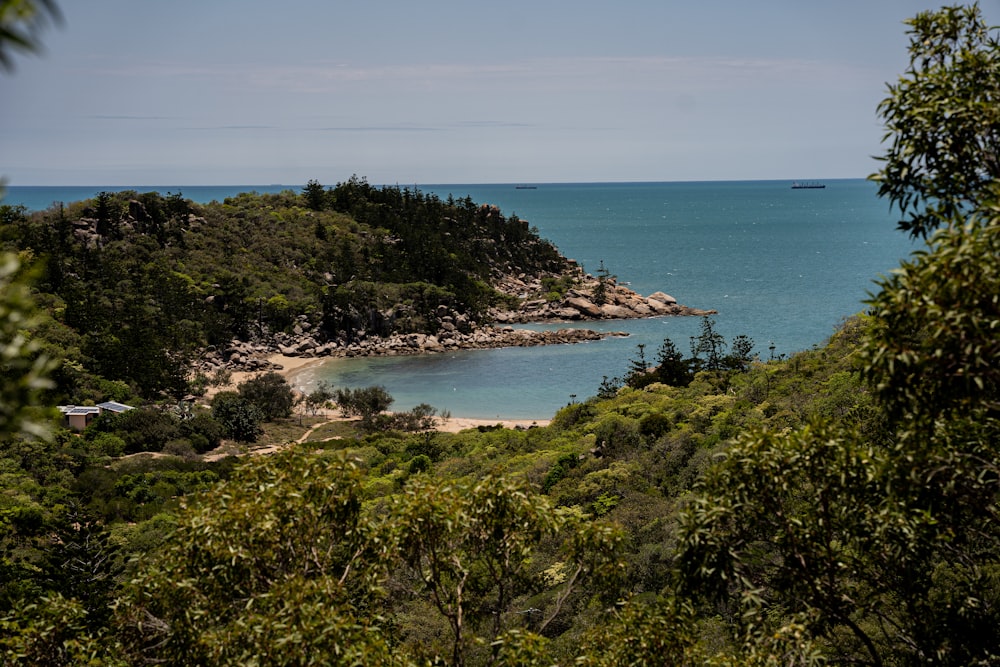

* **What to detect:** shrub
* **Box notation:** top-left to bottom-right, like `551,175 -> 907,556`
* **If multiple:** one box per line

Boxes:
109,408 -> 181,454
591,414 -> 642,458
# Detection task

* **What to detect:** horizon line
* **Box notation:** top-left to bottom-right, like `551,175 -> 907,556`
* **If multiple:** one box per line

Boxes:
6,176 -> 867,189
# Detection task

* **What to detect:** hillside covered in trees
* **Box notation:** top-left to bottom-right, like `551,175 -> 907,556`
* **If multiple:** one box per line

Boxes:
0,308 -> 913,665
2,3 -> 1000,666
0,176 -> 579,402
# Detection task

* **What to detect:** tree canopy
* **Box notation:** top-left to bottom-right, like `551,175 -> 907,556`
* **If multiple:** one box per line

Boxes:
872,2 -> 1000,238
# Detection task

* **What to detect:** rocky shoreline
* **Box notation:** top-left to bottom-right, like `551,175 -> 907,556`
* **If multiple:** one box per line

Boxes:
489,274 -> 714,323
194,276 -> 715,377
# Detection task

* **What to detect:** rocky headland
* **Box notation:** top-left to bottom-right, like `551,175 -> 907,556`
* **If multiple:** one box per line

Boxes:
44,191 -> 716,380
488,270 -> 713,323
195,270 -> 715,377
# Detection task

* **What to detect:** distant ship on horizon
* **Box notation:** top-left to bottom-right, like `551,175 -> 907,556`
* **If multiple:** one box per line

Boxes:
791,181 -> 826,189
515,185 -> 538,190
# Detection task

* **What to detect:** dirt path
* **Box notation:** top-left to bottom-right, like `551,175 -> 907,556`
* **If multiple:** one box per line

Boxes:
201,412 -> 550,462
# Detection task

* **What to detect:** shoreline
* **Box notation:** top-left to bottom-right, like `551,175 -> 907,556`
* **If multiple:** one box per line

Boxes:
222,353 -> 552,431
198,279 -> 713,429
193,276 -> 714,382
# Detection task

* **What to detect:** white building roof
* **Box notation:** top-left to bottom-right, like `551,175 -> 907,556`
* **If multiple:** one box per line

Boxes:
58,405 -> 101,416
96,401 -> 134,413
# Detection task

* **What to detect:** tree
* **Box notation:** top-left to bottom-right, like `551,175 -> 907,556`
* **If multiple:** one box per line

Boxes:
690,316 -> 726,371
677,423 -> 899,664
93,191 -> 120,241
390,474 -> 626,666
179,412 -> 224,453
210,391 -> 264,443
872,3 -> 1000,238
592,260 -> 613,305
724,334 -> 755,372
596,374 -> 623,399
335,385 -> 394,426
303,380 -> 335,416
627,329 -> 752,389
237,371 -> 295,421
624,343 -> 656,389
861,197 -> 1000,424
302,179 -> 327,211
627,343 -> 648,377
575,598 -> 703,667
653,337 -> 693,387
99,407 -> 179,454
0,594 -> 116,667
38,510 -> 123,631
117,451 -> 401,666
391,402 -> 443,433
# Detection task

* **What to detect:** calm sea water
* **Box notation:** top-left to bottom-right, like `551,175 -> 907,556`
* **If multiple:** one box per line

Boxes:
5,180 -> 916,419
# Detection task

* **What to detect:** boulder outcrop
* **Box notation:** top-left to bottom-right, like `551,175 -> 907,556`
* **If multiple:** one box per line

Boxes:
193,269 -> 713,377
490,274 -> 715,323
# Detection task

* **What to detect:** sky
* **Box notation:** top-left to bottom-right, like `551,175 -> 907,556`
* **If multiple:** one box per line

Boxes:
2,0 -> 996,186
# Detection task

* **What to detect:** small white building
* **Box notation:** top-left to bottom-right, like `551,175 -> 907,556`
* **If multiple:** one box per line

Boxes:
58,401 -> 134,431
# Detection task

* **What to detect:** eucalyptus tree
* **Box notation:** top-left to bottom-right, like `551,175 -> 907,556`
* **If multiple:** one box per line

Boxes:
390,473 -> 626,666
117,452 -> 403,667
872,3 -> 1000,238
678,6 -> 1000,665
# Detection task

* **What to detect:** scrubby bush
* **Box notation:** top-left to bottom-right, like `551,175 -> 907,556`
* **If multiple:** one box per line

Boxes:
638,412 -> 673,441
336,386 -> 393,421
408,454 -> 432,475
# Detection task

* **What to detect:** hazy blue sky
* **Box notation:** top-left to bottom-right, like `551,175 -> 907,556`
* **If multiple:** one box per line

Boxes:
2,1 -> 994,186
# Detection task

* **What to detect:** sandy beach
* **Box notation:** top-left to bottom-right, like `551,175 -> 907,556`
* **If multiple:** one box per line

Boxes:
226,353 -> 324,391
221,353 -> 551,433
432,416 -> 550,433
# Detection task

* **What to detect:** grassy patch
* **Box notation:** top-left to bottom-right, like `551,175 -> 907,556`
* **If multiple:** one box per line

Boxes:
302,419 -> 362,443
259,415 -> 329,446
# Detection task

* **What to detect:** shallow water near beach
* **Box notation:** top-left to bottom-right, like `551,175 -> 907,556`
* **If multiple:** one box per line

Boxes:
8,180 -> 916,419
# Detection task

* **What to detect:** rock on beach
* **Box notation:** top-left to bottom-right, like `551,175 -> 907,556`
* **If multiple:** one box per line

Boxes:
193,274 -> 714,377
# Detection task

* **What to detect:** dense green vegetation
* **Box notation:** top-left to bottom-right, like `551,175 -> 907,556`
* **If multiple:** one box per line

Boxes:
2,3 -> 1000,665
0,176 -> 569,400
0,306 -> 876,665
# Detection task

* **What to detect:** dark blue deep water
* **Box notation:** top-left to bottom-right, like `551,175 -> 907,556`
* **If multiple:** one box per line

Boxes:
5,180 -> 916,419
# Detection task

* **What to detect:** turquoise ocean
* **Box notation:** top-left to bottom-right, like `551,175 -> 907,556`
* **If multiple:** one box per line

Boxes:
5,180 -> 916,420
